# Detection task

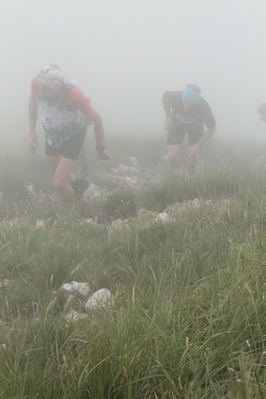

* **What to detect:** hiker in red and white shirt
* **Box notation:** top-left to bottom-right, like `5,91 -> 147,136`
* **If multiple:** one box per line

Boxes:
27,65 -> 111,200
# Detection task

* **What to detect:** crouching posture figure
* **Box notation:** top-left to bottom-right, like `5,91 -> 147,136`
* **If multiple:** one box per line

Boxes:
162,84 -> 216,176
27,65 -> 111,200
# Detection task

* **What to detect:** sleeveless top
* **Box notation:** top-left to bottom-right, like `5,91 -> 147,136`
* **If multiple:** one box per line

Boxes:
36,83 -> 85,148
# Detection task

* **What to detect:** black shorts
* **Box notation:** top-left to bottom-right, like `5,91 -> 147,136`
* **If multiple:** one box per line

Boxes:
45,128 -> 86,160
167,121 -> 204,147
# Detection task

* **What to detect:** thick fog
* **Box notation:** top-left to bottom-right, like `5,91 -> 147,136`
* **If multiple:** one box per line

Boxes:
1,0 -> 266,145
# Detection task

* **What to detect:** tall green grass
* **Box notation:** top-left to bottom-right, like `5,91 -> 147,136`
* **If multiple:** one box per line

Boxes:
0,136 -> 266,397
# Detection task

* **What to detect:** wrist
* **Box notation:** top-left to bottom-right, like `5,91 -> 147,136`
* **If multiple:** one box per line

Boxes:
195,143 -> 201,150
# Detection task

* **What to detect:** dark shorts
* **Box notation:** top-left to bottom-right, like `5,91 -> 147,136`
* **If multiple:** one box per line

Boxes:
45,128 -> 86,160
167,121 -> 204,147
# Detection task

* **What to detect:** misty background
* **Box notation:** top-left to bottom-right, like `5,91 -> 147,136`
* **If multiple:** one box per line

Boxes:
1,0 -> 266,150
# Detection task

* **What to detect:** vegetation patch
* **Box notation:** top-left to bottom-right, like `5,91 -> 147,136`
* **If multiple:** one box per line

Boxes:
104,189 -> 137,218
1,136 -> 266,397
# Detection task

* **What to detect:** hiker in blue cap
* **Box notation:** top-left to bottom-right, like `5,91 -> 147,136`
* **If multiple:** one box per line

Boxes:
162,84 -> 216,176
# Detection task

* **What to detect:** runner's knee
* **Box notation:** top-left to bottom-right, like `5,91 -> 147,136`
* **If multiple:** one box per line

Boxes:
167,148 -> 179,161
168,153 -> 178,163
53,176 -> 68,190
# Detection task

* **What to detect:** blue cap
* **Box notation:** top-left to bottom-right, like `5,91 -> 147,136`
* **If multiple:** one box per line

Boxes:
182,85 -> 201,104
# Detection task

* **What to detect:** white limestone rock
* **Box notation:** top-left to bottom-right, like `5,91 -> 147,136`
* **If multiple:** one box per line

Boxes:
128,156 -> 140,168
85,288 -> 112,311
59,283 -> 75,296
71,281 -> 91,298
155,212 -> 174,223
118,164 -> 140,175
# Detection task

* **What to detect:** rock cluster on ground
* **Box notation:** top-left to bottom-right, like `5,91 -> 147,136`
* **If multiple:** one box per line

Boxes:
0,153 -> 235,233
58,281 -> 113,323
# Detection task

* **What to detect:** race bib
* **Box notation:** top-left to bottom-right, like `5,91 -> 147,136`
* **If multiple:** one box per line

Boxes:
38,108 -> 62,131
175,113 -> 197,124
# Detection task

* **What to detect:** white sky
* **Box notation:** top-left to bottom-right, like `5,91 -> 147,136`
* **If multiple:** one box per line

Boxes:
1,0 -> 266,141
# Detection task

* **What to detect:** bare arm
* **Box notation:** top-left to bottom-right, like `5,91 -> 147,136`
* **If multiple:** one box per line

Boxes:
28,95 -> 38,153
196,126 -> 216,148
68,88 -> 111,160
187,125 -> 216,158
88,110 -> 111,160
82,96 -> 93,126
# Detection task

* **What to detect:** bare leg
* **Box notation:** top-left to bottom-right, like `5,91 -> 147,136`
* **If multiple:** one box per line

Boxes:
46,155 -> 77,201
46,155 -> 61,179
186,153 -> 199,176
46,155 -> 76,185
68,172 -> 76,184
167,144 -> 181,169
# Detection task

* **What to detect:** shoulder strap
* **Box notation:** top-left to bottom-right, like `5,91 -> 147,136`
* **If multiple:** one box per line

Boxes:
57,83 -> 74,110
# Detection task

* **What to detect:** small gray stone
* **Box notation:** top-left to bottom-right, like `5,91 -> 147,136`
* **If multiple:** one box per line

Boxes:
65,310 -> 88,323
155,212 -> 174,223
192,198 -> 199,207
35,220 -> 45,229
111,219 -> 124,231
118,164 -> 140,174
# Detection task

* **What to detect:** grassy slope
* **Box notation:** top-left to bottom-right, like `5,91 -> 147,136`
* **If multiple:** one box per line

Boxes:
0,136 -> 266,398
